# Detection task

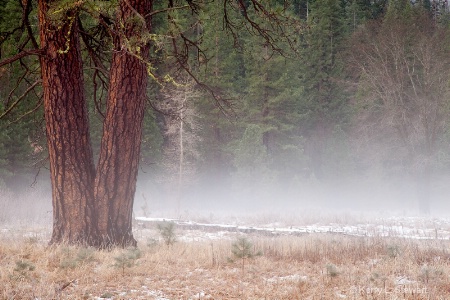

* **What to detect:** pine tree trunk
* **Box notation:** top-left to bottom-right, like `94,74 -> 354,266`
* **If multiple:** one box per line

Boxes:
417,159 -> 431,215
94,0 -> 152,247
38,0 -> 97,245
177,101 -> 184,213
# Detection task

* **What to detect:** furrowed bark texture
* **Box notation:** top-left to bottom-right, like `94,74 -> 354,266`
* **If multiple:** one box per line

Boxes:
38,1 -> 96,244
94,0 -> 152,247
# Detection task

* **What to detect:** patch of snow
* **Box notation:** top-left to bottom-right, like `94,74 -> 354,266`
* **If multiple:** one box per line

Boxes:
335,291 -> 347,298
136,217 -> 178,223
368,258 -> 381,266
145,290 -> 171,300
395,276 -> 416,285
189,291 -> 213,299
266,274 -> 308,283
136,215 -> 450,241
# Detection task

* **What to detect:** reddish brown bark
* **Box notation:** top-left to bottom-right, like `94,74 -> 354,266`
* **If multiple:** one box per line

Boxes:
38,0 -> 153,248
94,0 -> 153,247
38,1 -> 97,244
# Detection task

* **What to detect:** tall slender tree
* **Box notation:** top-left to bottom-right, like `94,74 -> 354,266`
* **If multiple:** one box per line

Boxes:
298,0 -> 349,180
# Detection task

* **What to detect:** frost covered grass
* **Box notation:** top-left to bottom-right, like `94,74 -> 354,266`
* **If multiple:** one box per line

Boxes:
1,225 -> 450,299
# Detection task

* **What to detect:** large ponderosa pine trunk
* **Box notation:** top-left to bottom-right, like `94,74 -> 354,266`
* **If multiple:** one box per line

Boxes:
38,0 -> 152,247
94,0 -> 152,247
38,0 -> 97,245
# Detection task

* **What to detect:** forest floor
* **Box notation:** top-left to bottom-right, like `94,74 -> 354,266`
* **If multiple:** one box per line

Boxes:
1,212 -> 450,299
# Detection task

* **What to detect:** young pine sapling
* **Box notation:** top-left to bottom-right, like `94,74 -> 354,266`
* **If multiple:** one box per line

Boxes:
229,237 -> 262,272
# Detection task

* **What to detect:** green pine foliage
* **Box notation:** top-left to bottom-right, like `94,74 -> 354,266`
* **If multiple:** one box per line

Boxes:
12,260 -> 35,280
0,84 -> 43,189
157,221 -> 177,247
140,109 -> 163,168
296,0 -> 353,181
231,124 -> 277,205
0,0 -> 23,41
113,248 -> 141,276
229,237 -> 262,272
0,0 -> 43,189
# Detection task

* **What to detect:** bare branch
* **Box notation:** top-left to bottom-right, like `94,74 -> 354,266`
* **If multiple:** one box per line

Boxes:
146,4 -> 190,17
5,70 -> 29,107
0,0 -> 39,50
0,49 -> 42,68
23,0 -> 39,49
8,95 -> 43,125
92,69 -> 106,119
0,79 -> 42,119
179,58 -> 234,116
223,0 -> 298,56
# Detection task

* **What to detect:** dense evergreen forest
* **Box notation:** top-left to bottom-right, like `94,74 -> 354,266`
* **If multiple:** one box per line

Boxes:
1,0 -> 450,217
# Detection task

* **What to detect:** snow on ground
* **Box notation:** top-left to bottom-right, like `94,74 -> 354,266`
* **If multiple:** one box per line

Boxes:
1,213 -> 449,242
265,274 -> 308,283
91,284 -> 171,300
136,214 -> 450,240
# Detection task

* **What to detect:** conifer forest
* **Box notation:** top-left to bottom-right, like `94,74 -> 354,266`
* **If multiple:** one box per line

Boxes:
1,0 -> 450,247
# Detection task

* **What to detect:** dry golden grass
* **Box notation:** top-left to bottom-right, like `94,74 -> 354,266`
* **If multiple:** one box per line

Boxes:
1,228 -> 450,300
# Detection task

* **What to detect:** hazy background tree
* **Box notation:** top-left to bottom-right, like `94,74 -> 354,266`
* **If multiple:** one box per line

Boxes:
158,79 -> 202,212
348,0 -> 450,213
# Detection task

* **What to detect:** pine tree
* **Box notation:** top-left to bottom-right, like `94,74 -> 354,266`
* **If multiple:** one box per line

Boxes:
298,0 -> 351,181
194,2 -> 249,203
158,79 -> 202,211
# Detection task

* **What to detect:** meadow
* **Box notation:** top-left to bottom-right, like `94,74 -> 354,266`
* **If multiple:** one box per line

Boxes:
1,215 -> 450,300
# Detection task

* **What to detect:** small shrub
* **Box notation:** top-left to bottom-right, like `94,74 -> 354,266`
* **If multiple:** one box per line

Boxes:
100,292 -> 114,298
147,237 -> 159,248
386,244 -> 401,258
113,248 -> 141,276
26,236 -> 40,244
229,237 -> 262,272
326,263 -> 339,278
419,265 -> 444,283
11,260 -> 35,280
60,247 -> 95,269
76,247 -> 95,262
14,260 -> 35,273
60,257 -> 78,269
370,272 -> 380,282
157,221 -> 177,246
